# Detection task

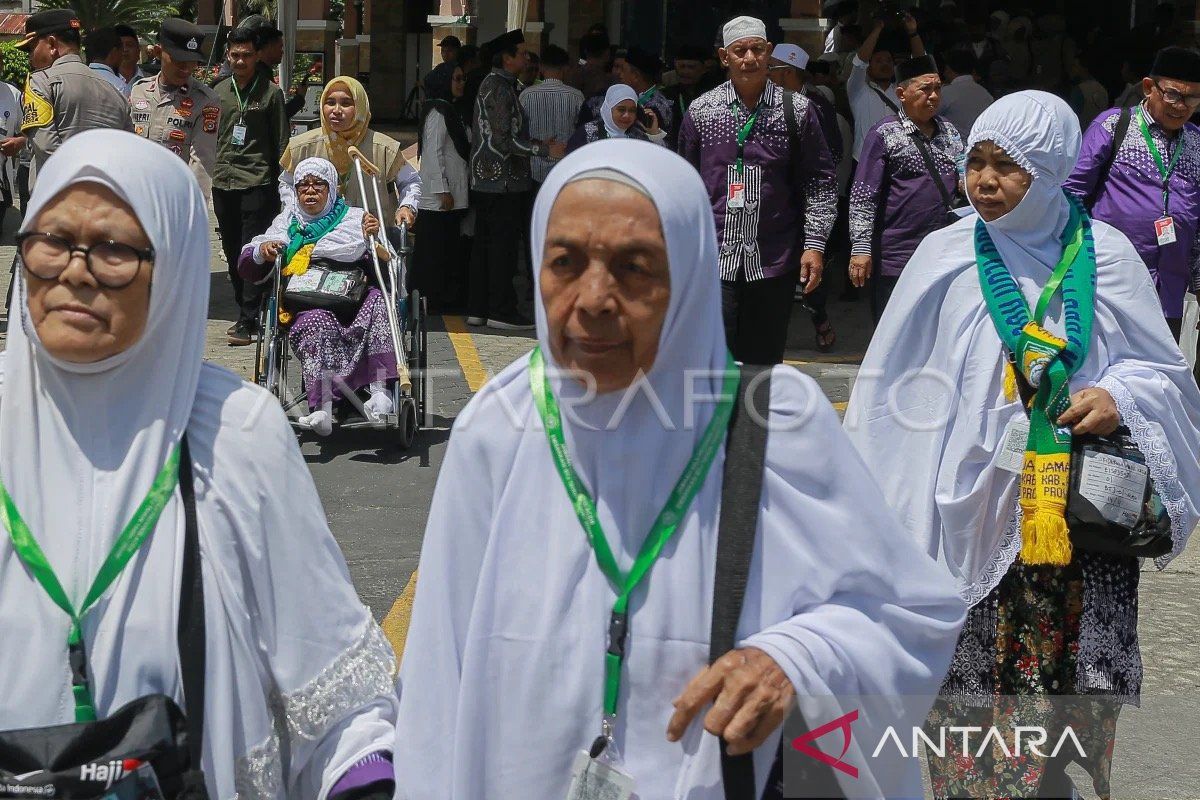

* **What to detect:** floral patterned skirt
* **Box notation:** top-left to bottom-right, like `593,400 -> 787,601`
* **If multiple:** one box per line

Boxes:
289,288 -> 398,409
927,551 -> 1139,799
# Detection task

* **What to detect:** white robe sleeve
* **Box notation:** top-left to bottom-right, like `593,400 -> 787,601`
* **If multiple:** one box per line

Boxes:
393,163 -> 422,214
228,391 -> 399,799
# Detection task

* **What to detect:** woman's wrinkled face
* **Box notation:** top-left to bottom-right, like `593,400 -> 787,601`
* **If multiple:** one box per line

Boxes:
24,183 -> 154,363
610,99 -> 637,131
541,179 -> 670,394
296,177 -> 331,215
323,87 -> 356,132
966,141 -> 1033,222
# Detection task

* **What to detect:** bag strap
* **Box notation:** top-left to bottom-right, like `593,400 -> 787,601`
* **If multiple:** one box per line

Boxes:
868,84 -> 901,115
782,90 -> 799,144
909,127 -> 955,214
712,366 -> 845,800
177,434 -> 206,770
1085,106 -> 1131,210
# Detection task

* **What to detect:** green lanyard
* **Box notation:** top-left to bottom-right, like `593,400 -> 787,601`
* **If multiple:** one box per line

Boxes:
731,103 -> 760,176
1034,211 -> 1085,323
0,444 -> 182,722
529,347 -> 739,733
638,85 -> 659,105
1137,107 -> 1184,217
231,73 -> 260,119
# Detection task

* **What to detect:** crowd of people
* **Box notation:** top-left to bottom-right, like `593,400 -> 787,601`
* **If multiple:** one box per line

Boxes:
1,2 -> 1200,800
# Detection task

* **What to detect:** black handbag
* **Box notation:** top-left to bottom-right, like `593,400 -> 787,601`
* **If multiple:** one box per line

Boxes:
282,258 -> 368,313
0,436 -> 209,799
1067,427 -> 1173,558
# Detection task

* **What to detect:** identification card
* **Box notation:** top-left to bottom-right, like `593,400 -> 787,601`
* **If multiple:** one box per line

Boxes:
997,416 -> 1031,474
231,123 -> 247,146
101,763 -> 167,800
287,268 -> 323,292
727,180 -> 745,209
564,750 -> 634,800
1079,450 -> 1149,528
1155,216 -> 1177,246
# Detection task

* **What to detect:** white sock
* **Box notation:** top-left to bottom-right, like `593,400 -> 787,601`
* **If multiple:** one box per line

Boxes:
364,389 -> 394,420
299,402 -> 334,436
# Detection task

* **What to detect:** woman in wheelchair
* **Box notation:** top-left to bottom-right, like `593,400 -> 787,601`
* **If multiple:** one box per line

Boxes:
239,157 -> 397,436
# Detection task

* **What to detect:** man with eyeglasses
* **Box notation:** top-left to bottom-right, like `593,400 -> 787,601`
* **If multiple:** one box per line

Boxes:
1066,46 -> 1200,340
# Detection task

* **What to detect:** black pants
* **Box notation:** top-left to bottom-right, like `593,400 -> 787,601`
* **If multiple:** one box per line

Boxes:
721,270 -> 799,365
212,185 -> 280,326
870,274 -> 901,323
468,190 -> 521,320
411,208 -> 467,308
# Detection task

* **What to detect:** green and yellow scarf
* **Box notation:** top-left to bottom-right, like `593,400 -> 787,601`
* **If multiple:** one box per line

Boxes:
283,197 -> 349,277
976,192 -> 1097,565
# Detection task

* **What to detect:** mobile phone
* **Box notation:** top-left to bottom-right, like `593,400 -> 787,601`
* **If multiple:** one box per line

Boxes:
637,106 -> 654,128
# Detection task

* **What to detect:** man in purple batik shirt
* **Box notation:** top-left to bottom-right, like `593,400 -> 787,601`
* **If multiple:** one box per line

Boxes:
1064,46 -> 1200,339
849,53 -> 964,322
678,15 -> 836,365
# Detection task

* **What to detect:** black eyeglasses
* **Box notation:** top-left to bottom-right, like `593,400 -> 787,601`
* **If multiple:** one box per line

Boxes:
296,180 -> 329,191
1153,79 -> 1200,109
16,232 -> 155,289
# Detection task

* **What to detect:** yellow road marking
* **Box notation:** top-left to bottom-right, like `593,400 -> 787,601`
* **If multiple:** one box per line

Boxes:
381,569 -> 419,666
785,354 -> 865,366
443,315 -> 489,392
832,401 -> 848,412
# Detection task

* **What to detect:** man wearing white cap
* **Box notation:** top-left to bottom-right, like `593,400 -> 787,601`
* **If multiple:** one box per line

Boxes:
678,16 -> 837,365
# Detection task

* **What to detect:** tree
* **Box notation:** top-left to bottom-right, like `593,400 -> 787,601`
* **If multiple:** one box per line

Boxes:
33,0 -> 179,33
237,0 -> 277,22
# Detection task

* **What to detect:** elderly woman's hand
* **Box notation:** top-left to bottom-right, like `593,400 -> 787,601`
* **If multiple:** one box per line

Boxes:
1058,386 -> 1120,436
362,213 -> 381,240
395,206 -> 417,229
666,647 -> 795,757
258,241 -> 285,262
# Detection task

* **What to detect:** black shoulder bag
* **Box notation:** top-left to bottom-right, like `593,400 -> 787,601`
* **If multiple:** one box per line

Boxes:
909,126 -> 965,227
282,257 -> 369,313
1007,359 -> 1172,558
867,85 -> 901,116
713,365 -> 844,800
0,436 -> 209,799
1083,106 -> 1132,211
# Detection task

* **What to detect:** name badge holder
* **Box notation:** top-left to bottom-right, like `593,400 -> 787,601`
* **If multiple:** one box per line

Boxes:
1137,107 -> 1184,249
726,102 -> 759,213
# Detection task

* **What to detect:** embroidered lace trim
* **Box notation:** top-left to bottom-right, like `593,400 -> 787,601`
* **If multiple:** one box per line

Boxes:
276,621 -> 397,743
234,730 -> 282,800
962,495 -> 1023,608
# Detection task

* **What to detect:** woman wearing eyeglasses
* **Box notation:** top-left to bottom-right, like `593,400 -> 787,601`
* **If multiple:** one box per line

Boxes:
412,63 -> 471,313
0,131 -> 398,799
1064,46 -> 1200,341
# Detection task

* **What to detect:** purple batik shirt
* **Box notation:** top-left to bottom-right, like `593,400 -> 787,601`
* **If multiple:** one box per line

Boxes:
849,113 -> 964,277
678,80 -> 837,282
1064,103 -> 1200,319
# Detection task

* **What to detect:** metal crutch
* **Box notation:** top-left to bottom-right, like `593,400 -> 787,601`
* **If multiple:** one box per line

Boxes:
347,145 -> 412,394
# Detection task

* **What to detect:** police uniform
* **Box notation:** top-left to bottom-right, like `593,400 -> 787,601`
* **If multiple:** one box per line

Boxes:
17,10 -> 134,173
130,18 -> 219,174
130,77 -> 220,175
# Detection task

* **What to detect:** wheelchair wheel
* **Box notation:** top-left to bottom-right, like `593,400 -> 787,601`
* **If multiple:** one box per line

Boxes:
253,301 -> 269,387
396,397 -> 418,450
408,289 -> 428,425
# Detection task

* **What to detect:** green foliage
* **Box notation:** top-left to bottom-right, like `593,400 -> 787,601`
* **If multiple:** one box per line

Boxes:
237,0 -> 277,22
0,41 -> 29,87
34,0 -> 180,34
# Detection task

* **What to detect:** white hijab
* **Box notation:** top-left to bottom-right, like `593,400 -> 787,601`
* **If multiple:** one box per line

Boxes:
396,140 -> 965,799
249,155 -> 368,264
845,91 -> 1200,606
0,131 -> 398,798
600,83 -> 639,138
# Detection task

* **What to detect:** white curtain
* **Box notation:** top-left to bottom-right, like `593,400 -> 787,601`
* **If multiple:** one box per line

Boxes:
278,0 -> 297,97
506,0 -> 530,31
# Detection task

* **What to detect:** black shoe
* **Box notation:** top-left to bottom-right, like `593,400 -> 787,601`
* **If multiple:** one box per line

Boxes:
228,320 -> 256,346
486,314 -> 536,331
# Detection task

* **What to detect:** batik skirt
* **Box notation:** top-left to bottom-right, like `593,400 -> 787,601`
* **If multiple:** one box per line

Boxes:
289,288 -> 398,408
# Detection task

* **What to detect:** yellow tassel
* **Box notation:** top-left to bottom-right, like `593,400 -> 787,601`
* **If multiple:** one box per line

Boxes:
1003,361 -> 1017,403
283,244 -> 315,277
1021,512 -> 1073,565
1018,450 -> 1073,565
279,309 -> 292,325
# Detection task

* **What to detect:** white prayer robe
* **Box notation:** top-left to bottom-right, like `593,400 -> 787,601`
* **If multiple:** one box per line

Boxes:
395,140 -> 966,799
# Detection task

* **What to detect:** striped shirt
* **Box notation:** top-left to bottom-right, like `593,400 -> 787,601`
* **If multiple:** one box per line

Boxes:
519,78 -> 584,183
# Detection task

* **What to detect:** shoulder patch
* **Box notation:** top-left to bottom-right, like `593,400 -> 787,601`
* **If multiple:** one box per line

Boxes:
20,78 -> 52,131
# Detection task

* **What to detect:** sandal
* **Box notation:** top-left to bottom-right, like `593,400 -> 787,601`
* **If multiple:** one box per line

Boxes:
815,320 -> 836,353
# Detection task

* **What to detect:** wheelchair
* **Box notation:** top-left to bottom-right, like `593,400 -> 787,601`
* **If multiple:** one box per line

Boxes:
253,223 -> 429,449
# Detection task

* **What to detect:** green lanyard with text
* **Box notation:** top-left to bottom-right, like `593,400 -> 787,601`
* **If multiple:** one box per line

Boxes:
1137,106 -> 1184,217
231,73 -> 260,121
731,103 -> 760,177
0,444 -> 182,722
529,347 -> 739,738
638,85 -> 659,105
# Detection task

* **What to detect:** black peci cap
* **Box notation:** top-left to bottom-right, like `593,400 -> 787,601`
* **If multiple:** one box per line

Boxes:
17,9 -> 81,51
624,46 -> 663,80
896,53 -> 938,83
1151,46 -> 1200,83
440,35 -> 462,49
159,17 -> 209,62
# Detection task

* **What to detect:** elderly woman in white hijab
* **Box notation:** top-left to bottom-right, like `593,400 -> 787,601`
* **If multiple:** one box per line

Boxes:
565,83 -> 668,154
395,140 -> 965,799
845,91 -> 1200,797
0,131 -> 398,798
242,156 -> 396,437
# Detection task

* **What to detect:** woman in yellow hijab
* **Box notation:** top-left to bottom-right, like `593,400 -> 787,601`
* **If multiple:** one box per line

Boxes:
280,76 -> 421,228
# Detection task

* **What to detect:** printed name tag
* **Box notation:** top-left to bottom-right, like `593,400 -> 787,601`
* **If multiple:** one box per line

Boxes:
1079,450 -> 1149,528
564,750 -> 634,800
231,123 -> 247,146
727,180 -> 745,209
997,415 -> 1031,474
1155,216 -> 1177,246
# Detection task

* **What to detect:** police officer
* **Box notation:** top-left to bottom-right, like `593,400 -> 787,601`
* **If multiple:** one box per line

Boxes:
13,9 -> 134,174
130,19 -> 220,175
